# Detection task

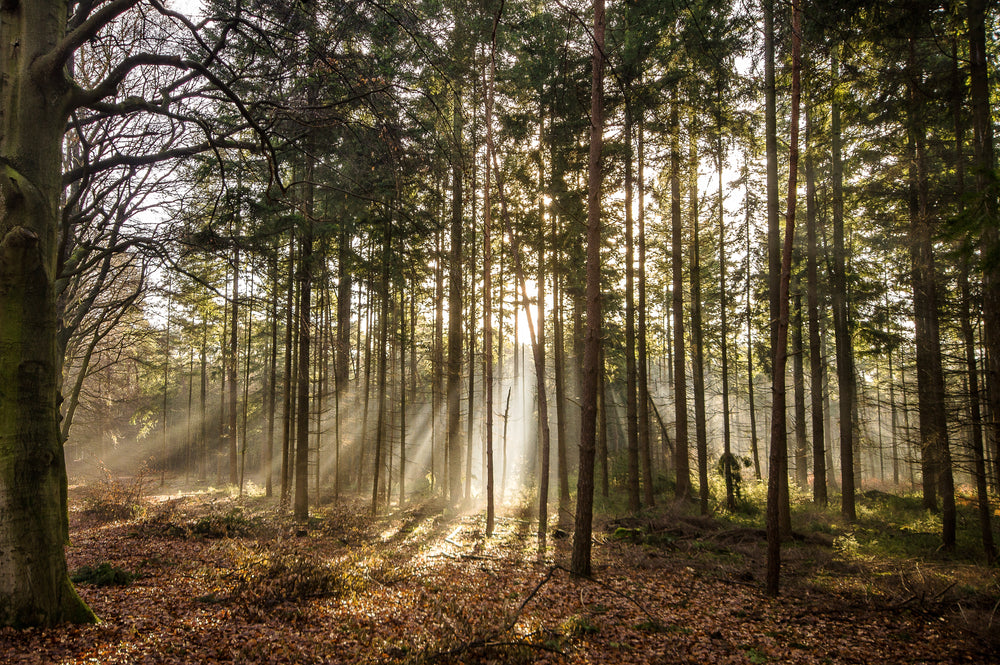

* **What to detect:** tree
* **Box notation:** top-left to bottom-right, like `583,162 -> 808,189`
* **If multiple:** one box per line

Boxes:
829,43 -> 857,521
0,0 -> 282,625
670,82 -> 691,501
804,90 -> 827,507
0,0 -> 128,627
766,0 -> 801,597
906,31 -> 956,549
969,0 -> 1000,506
571,0 -> 605,578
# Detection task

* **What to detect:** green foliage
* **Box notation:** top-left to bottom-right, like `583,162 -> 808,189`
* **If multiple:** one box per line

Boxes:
635,620 -> 667,633
612,526 -> 644,543
189,508 -> 262,539
560,613 -> 599,637
716,453 -> 757,512
71,562 -> 136,587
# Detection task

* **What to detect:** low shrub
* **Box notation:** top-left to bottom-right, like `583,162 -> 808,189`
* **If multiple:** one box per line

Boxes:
81,468 -> 147,521
71,562 -> 136,587
190,508 -> 261,538
224,543 -> 366,610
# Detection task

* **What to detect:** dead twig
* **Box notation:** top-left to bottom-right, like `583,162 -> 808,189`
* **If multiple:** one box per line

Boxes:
504,565 -> 560,633
557,565 -> 661,628
422,638 -> 565,663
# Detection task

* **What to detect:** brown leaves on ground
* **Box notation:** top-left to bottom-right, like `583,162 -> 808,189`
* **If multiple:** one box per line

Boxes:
0,491 -> 996,664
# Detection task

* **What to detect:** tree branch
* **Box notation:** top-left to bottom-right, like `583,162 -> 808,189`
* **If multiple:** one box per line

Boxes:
40,0 -> 143,76
68,53 -> 188,110
62,139 -> 258,186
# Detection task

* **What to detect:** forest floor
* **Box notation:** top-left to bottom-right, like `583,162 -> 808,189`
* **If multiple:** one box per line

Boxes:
1,481 -> 998,664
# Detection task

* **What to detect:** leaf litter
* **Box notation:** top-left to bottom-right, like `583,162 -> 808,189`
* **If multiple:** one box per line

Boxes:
0,490 -> 995,664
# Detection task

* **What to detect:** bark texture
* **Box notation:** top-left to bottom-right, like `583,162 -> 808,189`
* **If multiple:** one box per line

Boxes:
0,0 -> 97,626
571,0 -> 604,577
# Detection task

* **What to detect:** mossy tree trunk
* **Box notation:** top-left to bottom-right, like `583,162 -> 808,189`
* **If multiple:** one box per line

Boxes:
0,0 -> 100,627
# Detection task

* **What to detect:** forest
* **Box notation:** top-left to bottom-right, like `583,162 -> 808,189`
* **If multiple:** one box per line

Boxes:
0,0 -> 999,662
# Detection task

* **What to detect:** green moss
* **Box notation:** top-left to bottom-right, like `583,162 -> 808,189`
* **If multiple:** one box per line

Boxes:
71,562 -> 136,587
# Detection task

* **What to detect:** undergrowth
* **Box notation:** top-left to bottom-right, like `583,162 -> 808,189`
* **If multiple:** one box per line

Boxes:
215,542 -> 368,616
81,465 -> 149,521
71,562 -> 137,587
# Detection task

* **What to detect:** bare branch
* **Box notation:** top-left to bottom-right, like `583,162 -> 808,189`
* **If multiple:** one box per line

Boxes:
40,0 -> 143,76
62,139 -> 257,186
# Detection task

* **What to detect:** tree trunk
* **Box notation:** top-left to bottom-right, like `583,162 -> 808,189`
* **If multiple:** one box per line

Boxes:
399,288 -> 407,507
689,124 -> 709,515
717,121 -> 734,512
536,157 -> 550,540
625,103 -> 641,513
239,272 -> 253,495
793,287 -> 808,489
764,0 -> 780,364
907,37 -> 955,549
670,85 -> 691,500
433,227 -> 444,492
745,180 -> 761,481
294,198 -> 313,521
766,0 -> 801,597
447,98 -> 465,505
555,269 -> 571,512
830,45 -> 856,521
200,319 -> 208,482
372,214 -> 393,514
484,13 -> 498,533
162,285 -> 172,486
571,0 -> 604,577
969,0 -> 1000,526
281,237 -> 296,507
465,203 -> 477,505
953,38 -> 996,562
335,222 -> 352,499
805,98 -> 827,506
637,117 -> 654,508
265,252 -> 279,497
0,0 -> 96,626
598,344 -> 610,498
488,92 -> 553,549
228,246 -> 239,486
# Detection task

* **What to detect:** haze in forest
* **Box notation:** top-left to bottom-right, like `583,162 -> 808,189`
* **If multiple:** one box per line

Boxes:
1,0 -> 998,632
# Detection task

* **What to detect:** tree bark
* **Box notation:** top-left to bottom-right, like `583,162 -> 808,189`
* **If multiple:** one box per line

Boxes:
265,252 -> 278,497
830,45 -> 856,521
228,248 -> 239,486
689,125 -> 708,515
637,117 -> 654,508
484,9 -> 498,533
907,36 -> 955,549
793,287 -> 808,489
953,36 -> 995,562
766,0 -> 801,597
571,0 -> 604,577
294,190 -> 313,521
805,98 -> 827,506
335,222 -> 352,499
764,0 -> 780,363
670,85 -> 691,500
447,98 -> 465,505
625,102 -> 641,513
969,0 -> 1000,521
281,237 -> 296,507
0,0 -> 97,626
717,119 -> 734,512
